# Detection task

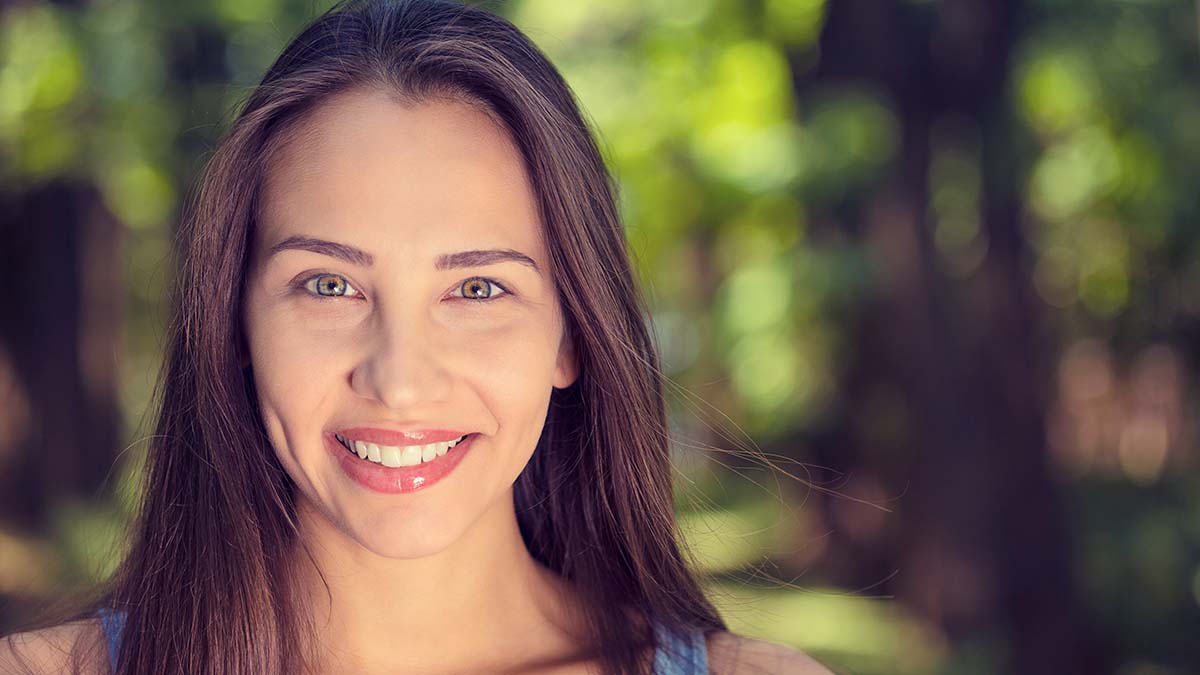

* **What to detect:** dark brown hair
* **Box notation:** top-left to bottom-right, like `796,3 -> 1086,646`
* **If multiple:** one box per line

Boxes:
6,0 -> 727,672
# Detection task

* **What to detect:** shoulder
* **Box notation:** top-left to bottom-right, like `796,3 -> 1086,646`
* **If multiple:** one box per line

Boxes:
705,631 -> 834,675
0,619 -> 106,675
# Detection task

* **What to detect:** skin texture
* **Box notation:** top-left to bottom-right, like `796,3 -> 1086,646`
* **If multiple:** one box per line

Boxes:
241,88 -> 589,673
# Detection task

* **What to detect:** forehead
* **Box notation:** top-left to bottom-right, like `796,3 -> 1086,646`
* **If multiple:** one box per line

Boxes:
256,88 -> 542,261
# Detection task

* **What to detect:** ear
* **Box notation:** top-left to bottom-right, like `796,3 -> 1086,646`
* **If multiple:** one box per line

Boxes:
552,326 -> 578,390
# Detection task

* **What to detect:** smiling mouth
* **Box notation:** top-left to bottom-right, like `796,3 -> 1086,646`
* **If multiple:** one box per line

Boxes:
335,433 -> 472,467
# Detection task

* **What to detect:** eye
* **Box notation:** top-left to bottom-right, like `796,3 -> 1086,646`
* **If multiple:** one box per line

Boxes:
451,276 -> 509,302
300,273 -> 362,300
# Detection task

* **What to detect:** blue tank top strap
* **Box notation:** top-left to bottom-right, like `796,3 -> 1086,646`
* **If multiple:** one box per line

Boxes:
96,607 -> 125,673
652,620 -> 708,675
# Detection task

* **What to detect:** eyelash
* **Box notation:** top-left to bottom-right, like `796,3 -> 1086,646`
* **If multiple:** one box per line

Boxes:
295,273 -> 510,304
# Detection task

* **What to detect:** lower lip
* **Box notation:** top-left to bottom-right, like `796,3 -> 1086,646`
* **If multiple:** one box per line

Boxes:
324,432 -> 477,494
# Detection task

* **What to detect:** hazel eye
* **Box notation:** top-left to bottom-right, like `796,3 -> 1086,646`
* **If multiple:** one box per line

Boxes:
453,277 -> 509,301
302,273 -> 361,299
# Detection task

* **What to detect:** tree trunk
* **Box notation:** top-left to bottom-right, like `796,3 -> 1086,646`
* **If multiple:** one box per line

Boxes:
794,1 -> 1098,671
0,180 -> 123,532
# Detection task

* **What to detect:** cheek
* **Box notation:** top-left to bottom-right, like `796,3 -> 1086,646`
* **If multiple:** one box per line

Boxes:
452,314 -> 560,384
458,319 -> 559,451
243,294 -> 350,451
247,299 -> 345,379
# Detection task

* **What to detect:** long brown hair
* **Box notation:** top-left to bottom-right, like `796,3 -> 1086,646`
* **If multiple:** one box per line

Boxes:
9,0 -> 727,672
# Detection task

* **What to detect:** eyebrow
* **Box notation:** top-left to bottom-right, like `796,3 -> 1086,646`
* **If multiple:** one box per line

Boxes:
266,235 -> 540,273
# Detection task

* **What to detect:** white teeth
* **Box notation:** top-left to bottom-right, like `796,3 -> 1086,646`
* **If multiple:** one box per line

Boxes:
380,445 -> 402,467
338,434 -> 469,466
396,446 -> 417,466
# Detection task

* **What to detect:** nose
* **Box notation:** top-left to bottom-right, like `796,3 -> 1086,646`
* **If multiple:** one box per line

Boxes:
349,308 -> 453,412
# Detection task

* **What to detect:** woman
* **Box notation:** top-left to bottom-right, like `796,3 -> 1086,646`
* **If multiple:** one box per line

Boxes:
2,1 -> 830,672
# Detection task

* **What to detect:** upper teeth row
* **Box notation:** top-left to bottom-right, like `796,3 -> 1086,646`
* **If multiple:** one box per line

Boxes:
336,434 -> 467,467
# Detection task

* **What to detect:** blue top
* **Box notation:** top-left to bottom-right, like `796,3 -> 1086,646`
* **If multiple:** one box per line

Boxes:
652,620 -> 709,675
96,607 -> 707,674
96,607 -> 124,673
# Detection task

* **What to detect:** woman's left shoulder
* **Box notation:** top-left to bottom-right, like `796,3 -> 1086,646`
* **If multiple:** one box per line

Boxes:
705,630 -> 834,675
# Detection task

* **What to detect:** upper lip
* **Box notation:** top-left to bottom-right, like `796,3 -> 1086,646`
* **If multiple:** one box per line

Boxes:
332,427 -> 472,445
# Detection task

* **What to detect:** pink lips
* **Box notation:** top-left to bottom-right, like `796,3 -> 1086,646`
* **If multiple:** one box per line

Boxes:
325,431 -> 476,494
334,427 -> 469,445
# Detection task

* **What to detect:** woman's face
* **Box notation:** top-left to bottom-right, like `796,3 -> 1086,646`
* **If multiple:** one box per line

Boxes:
242,88 -> 575,559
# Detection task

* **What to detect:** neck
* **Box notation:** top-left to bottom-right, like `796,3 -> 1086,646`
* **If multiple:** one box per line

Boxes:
290,488 -> 592,673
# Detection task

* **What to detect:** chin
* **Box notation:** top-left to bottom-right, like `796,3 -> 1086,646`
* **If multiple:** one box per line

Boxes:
345,512 -> 463,559
359,535 -> 458,560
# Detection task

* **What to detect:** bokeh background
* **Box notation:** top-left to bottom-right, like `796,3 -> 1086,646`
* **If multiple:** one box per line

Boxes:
2,0 -> 1198,673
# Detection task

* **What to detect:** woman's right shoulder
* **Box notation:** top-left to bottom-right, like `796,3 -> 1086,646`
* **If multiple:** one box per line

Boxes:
705,630 -> 834,675
0,619 -> 107,675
